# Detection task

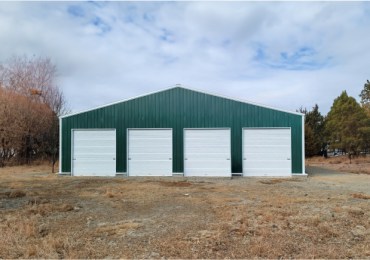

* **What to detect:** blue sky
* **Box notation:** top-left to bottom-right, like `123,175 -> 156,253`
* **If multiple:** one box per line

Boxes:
1,1 -> 370,115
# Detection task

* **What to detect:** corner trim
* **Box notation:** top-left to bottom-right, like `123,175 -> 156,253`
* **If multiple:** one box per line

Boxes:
59,117 -> 62,174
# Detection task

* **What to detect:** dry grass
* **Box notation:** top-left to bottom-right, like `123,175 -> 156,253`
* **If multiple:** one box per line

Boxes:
1,164 -> 370,258
352,193 -> 370,199
307,155 -> 370,174
8,190 -> 27,198
259,178 -> 302,185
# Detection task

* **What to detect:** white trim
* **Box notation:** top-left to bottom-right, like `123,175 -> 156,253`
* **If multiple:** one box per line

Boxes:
71,129 -> 74,176
126,128 -> 173,177
181,85 -> 304,116
59,117 -> 62,174
71,128 -> 117,176
292,173 -> 308,176
60,85 -> 304,119
60,85 -> 176,119
183,127 -> 231,130
302,114 -> 306,174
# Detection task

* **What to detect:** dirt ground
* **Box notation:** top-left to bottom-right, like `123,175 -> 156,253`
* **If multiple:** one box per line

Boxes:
1,163 -> 370,259
307,155 -> 370,175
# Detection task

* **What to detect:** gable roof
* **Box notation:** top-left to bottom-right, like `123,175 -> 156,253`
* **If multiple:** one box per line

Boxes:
60,85 -> 304,119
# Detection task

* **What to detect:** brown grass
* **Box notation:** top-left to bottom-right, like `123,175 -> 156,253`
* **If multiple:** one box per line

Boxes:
1,164 -> 370,258
26,203 -> 74,216
95,221 -> 141,236
158,180 -> 192,187
8,190 -> 26,198
352,193 -> 370,199
307,155 -> 370,174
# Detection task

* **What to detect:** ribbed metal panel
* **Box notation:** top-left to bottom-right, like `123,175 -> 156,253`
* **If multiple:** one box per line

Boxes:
61,87 -> 303,174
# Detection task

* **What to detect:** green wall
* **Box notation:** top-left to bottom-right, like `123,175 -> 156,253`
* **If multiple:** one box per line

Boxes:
61,87 -> 304,174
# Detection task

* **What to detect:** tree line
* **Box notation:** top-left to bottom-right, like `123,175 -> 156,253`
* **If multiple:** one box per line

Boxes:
0,55 -> 67,172
302,80 -> 370,161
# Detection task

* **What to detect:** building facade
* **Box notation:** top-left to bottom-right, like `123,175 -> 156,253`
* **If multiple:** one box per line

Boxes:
59,86 -> 305,177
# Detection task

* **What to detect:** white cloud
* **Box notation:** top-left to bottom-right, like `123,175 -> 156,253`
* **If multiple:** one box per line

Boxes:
0,2 -> 369,115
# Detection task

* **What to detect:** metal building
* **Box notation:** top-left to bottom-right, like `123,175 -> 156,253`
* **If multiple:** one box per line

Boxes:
59,86 -> 305,177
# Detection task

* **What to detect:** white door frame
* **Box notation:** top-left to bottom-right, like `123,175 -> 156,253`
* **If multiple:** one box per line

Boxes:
183,128 -> 232,176
242,127 -> 292,176
126,128 -> 173,176
71,129 -> 116,176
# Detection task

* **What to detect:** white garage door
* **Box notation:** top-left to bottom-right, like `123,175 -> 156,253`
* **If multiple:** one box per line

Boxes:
184,129 -> 231,177
243,128 -> 291,177
72,130 -> 116,176
128,129 -> 172,176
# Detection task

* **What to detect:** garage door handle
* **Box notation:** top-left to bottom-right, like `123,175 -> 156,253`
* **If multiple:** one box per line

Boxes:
128,158 -> 131,160
73,158 -> 76,160
243,158 -> 246,160
185,158 -> 188,160
169,158 -> 172,160
287,158 -> 291,160
113,158 -> 115,160
227,158 -> 230,160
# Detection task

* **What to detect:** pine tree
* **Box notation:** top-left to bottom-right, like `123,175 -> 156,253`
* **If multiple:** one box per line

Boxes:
300,105 -> 326,157
326,91 -> 369,162
359,80 -> 370,116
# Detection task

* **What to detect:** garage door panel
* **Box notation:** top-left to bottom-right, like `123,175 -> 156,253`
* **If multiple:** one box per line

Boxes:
129,164 -> 172,176
74,142 -> 115,147
246,129 -> 290,136
186,153 -> 230,159
74,147 -> 115,152
243,128 -> 291,177
184,129 -> 231,177
130,130 -> 169,135
243,145 -> 290,152
128,129 -> 172,176
245,160 -> 291,168
244,168 -> 292,176
75,155 -> 115,160
186,167 -> 230,177
186,160 -> 230,168
74,145 -> 116,151
185,147 -> 230,154
130,161 -> 172,170
73,130 -> 116,176
129,138 -> 171,146
184,170 -> 230,177
186,131 -> 228,137
244,153 -> 290,160
129,146 -> 171,154
244,139 -> 290,146
129,153 -> 172,160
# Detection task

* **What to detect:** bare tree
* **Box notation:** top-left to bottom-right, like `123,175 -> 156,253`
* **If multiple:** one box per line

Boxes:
0,55 -> 67,172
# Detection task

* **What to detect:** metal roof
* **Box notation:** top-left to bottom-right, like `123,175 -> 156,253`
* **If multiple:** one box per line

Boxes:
60,85 -> 304,119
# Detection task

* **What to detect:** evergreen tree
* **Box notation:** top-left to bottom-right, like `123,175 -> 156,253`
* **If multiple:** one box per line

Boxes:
306,104 -> 325,156
326,91 -> 369,161
299,105 -> 326,157
359,80 -> 370,116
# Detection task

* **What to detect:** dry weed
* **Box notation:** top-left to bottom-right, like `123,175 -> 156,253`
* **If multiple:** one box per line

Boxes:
94,221 -> 141,236
8,190 -> 26,198
259,179 -> 286,184
105,189 -> 116,198
352,193 -> 370,199
1,163 -> 370,259
329,157 -> 344,164
307,155 -> 370,174
27,203 -> 74,216
157,180 -> 192,187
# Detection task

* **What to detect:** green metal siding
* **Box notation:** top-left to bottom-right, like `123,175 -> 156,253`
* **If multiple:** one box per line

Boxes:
61,87 -> 303,174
